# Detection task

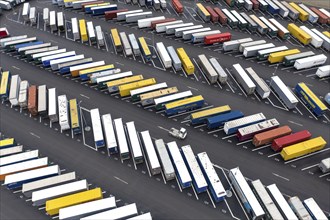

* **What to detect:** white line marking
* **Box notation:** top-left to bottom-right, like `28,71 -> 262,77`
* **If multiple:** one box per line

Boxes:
30,132 -> 40,139
114,176 -> 128,184
272,173 -> 290,181
301,164 -> 319,171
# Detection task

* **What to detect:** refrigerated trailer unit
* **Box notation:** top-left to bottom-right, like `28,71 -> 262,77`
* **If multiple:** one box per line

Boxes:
18,43 -> 52,56
58,58 -> 93,75
0,146 -> 23,157
140,131 -> 161,175
90,108 -> 105,148
154,139 -> 175,181
101,114 -> 118,154
257,46 -> 288,60
156,42 -> 172,69
209,58 -> 228,84
167,141 -> 192,189
224,113 -> 266,135
155,20 -> 183,33
316,65 -> 330,78
29,7 -> 36,24
232,63 -> 256,95
175,25 -> 203,37
245,67 -> 270,99
126,121 -> 143,164
165,23 -> 194,35
128,33 -> 140,56
59,197 -> 116,220
22,2 -> 30,21
270,76 -> 298,109
239,40 -> 266,53
182,28 -> 211,41
9,75 -> 21,106
294,54 -> 327,70
311,28 -> 330,51
71,18 -> 80,41
116,9 -> 143,21
50,55 -> 85,71
126,12 -> 153,23
167,46 -> 182,71
4,165 -> 60,190
138,16 -> 165,28
0,150 -> 38,167
48,88 -> 58,122
113,118 -> 130,160
300,26 -> 323,48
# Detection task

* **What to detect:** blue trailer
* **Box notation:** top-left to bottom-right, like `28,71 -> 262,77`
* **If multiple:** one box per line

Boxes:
265,0 -> 279,14
91,5 -> 118,16
58,58 -> 93,75
207,110 -> 244,130
14,41 -> 44,51
42,51 -> 76,68
164,95 -> 204,116
5,165 -> 60,190
295,83 -> 328,117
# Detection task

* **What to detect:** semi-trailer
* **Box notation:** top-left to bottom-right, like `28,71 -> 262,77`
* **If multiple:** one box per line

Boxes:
316,65 -> 330,78
151,18 -> 176,29
167,46 -> 182,71
0,150 -> 38,167
128,33 -> 140,56
36,85 -> 47,116
207,110 -> 244,130
101,114 -> 118,154
239,40 -> 266,53
116,9 -> 143,21
272,0 -> 289,17
118,78 -> 156,97
140,87 -> 178,106
192,30 -> 221,43
90,108 -> 105,148
311,28 -> 330,51
269,76 -> 298,109
120,32 -> 132,56
204,33 -> 231,45
58,58 -> 93,75
172,0 -> 183,13
240,12 -> 257,32
310,7 -> 328,24
18,80 -> 29,109
91,5 -> 117,16
319,158 -> 330,173
48,88 -> 58,122
164,95 -> 204,116
295,82 -> 327,117
140,131 -> 161,175
50,55 -> 85,71
18,43 -> 52,56
299,26 -> 323,48
154,139 -> 175,181
175,25 -> 204,37
224,113 -> 266,135
182,28 -> 211,41
0,146 -> 23,157
287,23 -> 312,45
96,71 -> 133,89
166,23 -> 194,35
198,54 -> 218,84
237,119 -> 279,141
28,85 -> 38,116
156,42 -> 172,68
281,137 -> 326,161
268,18 -> 290,40
253,125 -> 292,147
22,2 -> 30,21
57,12 -> 65,32
257,46 -> 288,60
294,54 -> 327,70
289,2 -> 309,21
298,3 -> 319,23
243,43 -> 275,58
138,16 -> 165,28
0,35 -> 27,47
29,7 -> 36,24
232,63 -> 256,95
190,105 -> 231,125
245,67 -> 270,99
89,68 -> 121,84
4,165 -> 60,190
271,130 -> 311,152
156,20 -> 183,33
81,203 -> 137,220
126,12 -> 153,23
283,51 -> 315,66
214,7 -> 227,25
58,95 -> 70,131
222,38 -> 253,51
9,75 -> 21,106
209,58 -> 228,84
42,51 -> 76,67
268,49 -> 300,64
104,9 -> 128,20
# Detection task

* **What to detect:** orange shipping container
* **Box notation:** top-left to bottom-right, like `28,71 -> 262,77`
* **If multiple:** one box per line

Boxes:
28,85 -> 38,116
253,126 -> 292,147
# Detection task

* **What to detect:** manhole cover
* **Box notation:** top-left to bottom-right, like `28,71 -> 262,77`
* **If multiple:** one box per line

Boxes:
85,126 -> 91,132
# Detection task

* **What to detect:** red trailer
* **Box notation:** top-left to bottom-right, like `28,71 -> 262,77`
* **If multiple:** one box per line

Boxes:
214,7 -> 227,25
105,9 -> 128,20
172,0 -> 183,14
250,0 -> 259,10
151,18 -> 176,29
271,130 -> 312,152
82,1 -> 104,9
310,7 -> 328,25
28,85 -> 38,116
0,28 -> 9,39
204,33 -> 231,45
205,6 -> 219,23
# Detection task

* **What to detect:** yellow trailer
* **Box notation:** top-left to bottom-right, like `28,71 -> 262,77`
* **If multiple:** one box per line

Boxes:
289,3 -> 309,22
106,75 -> 144,93
287,23 -> 311,45
280,137 -> 326,161
0,138 -> 15,149
79,19 -> 88,42
118,78 -> 156,97
190,105 -> 231,125
46,188 -> 103,216
322,31 -> 330,38
268,49 -> 301,64
176,48 -> 194,75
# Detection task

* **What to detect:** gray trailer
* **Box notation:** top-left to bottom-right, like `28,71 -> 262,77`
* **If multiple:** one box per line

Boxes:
270,76 -> 298,109
37,85 -> 47,116
232,63 -> 256,95
209,58 -> 227,84
155,139 -> 175,181
165,23 -> 194,35
29,7 -> 36,24
239,40 -> 267,53
287,197 -> 312,220
95,26 -> 104,46
245,67 -> 270,99
126,12 -> 153,23
120,32 -> 132,56
223,38 -> 253,51
182,28 -> 211,41
128,33 -> 140,56
198,54 -> 218,84
167,46 -> 182,71
116,10 -> 143,21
